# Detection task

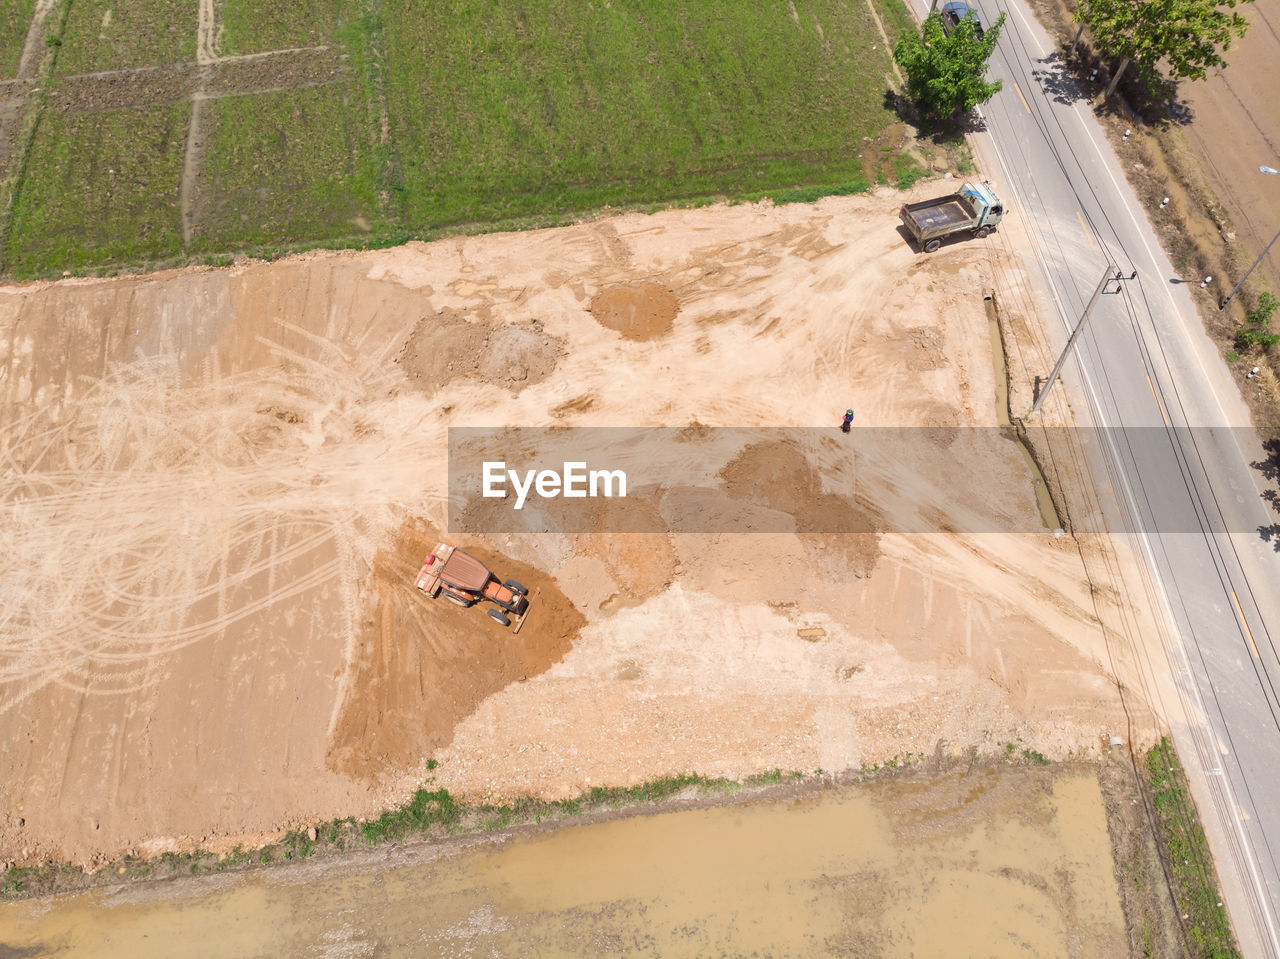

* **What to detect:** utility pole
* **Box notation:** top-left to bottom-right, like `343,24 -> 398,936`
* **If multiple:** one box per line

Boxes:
1218,224 -> 1280,312
1032,265 -> 1122,415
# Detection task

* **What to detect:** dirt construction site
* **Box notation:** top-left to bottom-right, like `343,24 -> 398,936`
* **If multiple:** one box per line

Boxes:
0,187 -> 1166,868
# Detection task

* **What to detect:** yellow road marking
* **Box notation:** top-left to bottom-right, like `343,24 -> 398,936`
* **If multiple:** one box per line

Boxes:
1146,376 -> 1171,426
1013,80 -> 1031,113
1076,210 -> 1096,249
1231,591 -> 1261,659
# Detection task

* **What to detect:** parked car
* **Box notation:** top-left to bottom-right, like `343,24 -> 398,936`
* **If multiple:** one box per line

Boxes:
941,1 -> 984,39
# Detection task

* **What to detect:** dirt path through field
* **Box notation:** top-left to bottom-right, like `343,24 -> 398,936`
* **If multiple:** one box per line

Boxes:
0,189 -> 1158,865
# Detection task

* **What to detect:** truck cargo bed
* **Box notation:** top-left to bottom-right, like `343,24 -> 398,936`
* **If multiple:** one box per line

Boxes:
903,197 -> 972,230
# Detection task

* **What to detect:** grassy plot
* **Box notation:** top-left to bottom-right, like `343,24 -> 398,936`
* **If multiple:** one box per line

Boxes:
380,0 -> 901,228
51,0 -> 196,75
0,0 -> 38,77
218,0 -> 348,56
5,103 -> 187,275
192,83 -> 386,251
3,0 -> 930,275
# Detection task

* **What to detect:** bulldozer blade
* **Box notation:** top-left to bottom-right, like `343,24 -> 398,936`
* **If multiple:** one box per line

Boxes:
513,589 -> 537,635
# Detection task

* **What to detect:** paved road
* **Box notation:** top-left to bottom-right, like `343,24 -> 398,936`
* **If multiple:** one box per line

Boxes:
919,1 -> 1280,954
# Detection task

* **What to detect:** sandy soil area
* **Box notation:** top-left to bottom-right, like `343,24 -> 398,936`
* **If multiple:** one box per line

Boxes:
0,188 -> 1156,866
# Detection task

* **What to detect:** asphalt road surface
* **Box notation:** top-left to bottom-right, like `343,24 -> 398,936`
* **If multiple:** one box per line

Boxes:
913,1 -> 1280,954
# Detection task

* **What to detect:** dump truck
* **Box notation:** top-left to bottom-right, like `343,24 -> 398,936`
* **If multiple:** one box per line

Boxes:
414,543 -> 530,628
900,181 -> 1004,253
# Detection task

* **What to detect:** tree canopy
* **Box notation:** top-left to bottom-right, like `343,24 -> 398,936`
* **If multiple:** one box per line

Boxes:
893,9 -> 1007,122
1075,0 -> 1252,93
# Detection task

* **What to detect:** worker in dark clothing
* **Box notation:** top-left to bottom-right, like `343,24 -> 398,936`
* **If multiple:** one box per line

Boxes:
841,409 -> 854,433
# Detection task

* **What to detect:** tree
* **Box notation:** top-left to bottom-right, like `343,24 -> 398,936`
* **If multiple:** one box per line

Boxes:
1075,0 -> 1253,96
894,10 -> 1007,123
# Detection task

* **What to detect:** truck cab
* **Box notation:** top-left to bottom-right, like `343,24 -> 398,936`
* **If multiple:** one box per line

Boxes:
960,181 -> 1003,228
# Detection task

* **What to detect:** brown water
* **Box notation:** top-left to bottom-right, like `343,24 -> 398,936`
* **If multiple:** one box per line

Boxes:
0,767 -> 1126,957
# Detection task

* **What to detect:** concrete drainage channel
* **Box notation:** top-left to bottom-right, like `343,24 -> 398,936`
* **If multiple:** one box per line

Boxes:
985,293 -> 1064,533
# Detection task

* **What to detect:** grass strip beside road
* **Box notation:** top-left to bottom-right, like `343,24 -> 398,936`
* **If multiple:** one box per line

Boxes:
1145,737 -> 1241,959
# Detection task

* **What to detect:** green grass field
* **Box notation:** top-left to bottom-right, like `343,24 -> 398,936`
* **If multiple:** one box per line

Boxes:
194,83 -> 386,250
1,0 -> 924,277
382,1 -> 899,228
0,0 -> 38,77
51,0 -> 197,74
218,0 -> 347,56
5,103 -> 187,274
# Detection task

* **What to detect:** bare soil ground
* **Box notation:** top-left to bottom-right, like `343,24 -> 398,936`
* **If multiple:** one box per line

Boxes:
0,188 -> 1162,867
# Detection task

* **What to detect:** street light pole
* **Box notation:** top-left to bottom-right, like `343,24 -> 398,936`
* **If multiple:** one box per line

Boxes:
1031,265 -> 1115,415
1219,165 -> 1280,312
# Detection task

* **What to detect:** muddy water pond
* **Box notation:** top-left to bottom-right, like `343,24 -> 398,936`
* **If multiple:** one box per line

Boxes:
2,766 -> 1127,957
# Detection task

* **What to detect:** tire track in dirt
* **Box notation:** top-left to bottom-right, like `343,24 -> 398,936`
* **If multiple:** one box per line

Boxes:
0,329 -> 439,718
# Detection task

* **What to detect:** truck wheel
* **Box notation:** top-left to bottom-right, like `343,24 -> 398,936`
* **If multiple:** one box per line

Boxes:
503,579 -> 528,596
974,226 -> 991,238
487,609 -> 511,627
924,239 -> 942,253
445,592 -> 473,608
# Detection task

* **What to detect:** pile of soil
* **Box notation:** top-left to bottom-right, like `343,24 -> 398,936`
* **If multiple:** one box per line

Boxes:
719,440 -> 881,577
588,283 -> 680,340
396,311 -> 563,395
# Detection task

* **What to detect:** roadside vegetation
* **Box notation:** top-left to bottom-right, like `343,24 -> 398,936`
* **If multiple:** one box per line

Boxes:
1,0 -> 934,280
1145,737 -> 1241,959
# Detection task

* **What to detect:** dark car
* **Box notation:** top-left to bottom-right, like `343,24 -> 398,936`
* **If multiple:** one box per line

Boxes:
941,1 -> 984,39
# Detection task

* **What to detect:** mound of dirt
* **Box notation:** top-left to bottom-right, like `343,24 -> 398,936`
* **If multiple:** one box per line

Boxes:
588,283 -> 680,340
396,312 -> 563,395
326,519 -> 585,782
719,440 -> 881,577
577,497 -> 679,605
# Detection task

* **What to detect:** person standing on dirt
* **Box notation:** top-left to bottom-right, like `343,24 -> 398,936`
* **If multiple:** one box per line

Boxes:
841,409 -> 854,433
